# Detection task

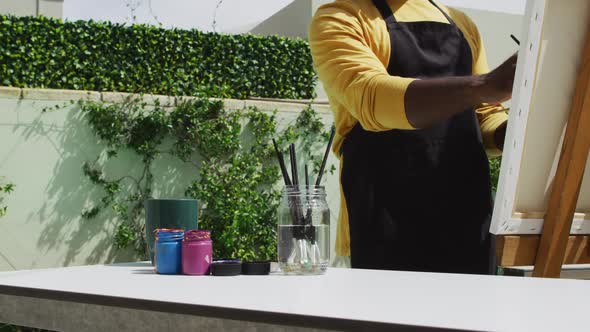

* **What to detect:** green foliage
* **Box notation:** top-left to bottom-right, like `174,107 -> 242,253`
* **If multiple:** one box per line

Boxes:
489,157 -> 502,194
0,178 -> 15,219
170,98 -> 241,160
79,97 -> 332,260
69,95 -> 502,259
0,15 -> 316,100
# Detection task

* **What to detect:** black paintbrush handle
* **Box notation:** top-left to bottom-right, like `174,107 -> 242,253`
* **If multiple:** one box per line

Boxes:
293,145 -> 310,239
304,163 -> 312,222
315,126 -> 336,186
290,144 -> 299,185
304,165 -> 316,242
272,139 -> 302,239
272,139 -> 291,186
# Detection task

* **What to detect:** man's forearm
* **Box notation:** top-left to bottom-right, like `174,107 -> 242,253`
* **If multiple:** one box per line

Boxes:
404,75 -> 488,129
404,53 -> 517,129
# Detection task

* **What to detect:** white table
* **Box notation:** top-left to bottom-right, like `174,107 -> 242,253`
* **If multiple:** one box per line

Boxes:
503,264 -> 590,279
0,263 -> 589,332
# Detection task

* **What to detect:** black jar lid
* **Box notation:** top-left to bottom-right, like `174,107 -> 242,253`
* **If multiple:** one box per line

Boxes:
211,259 -> 242,276
241,261 -> 271,275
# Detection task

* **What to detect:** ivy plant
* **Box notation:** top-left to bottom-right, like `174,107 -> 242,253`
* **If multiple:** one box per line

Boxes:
59,95 -> 500,260
489,157 -> 502,194
0,14 -> 316,100
78,96 -> 333,261
0,177 -> 15,219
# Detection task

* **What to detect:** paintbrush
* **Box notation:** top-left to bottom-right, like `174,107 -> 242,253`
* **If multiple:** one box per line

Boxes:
304,163 -> 313,225
315,126 -> 336,186
286,143 -> 313,267
288,143 -> 306,229
273,139 -> 302,251
511,34 -> 520,46
272,139 -> 291,186
289,143 -> 299,186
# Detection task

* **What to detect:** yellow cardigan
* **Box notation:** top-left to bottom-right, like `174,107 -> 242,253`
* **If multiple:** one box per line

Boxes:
309,0 -> 508,256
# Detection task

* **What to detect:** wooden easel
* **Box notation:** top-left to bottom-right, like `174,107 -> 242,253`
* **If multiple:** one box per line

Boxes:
496,20 -> 590,278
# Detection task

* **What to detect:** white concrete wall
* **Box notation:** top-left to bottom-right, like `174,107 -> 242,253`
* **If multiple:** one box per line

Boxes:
64,0 -> 296,33
61,1 -> 523,100
38,0 -> 63,18
0,0 -> 37,17
457,7 -> 523,69
62,0 -> 525,36
444,0 -> 525,15
0,87 -> 340,271
250,0 -> 312,39
0,0 -> 63,18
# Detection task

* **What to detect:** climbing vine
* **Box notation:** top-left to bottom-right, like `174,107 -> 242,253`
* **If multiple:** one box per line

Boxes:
78,96 -> 334,260
0,177 -> 14,219
489,157 -> 501,194
211,0 -> 224,32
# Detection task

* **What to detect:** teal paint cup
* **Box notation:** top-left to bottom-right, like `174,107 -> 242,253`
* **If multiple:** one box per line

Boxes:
145,199 -> 198,264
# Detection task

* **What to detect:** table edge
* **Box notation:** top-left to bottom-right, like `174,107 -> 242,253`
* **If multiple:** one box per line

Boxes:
0,284 -> 466,332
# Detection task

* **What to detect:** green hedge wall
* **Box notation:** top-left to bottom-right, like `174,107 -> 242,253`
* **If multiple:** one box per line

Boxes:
0,15 -> 316,99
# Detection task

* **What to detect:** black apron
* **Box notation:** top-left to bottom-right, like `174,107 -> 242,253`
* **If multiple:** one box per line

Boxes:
341,0 -> 495,274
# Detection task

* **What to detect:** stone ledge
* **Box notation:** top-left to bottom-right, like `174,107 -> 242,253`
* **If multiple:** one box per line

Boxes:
220,98 -> 246,111
101,92 -> 174,107
142,94 -> 175,107
0,86 -> 22,99
244,99 -> 328,114
11,87 -> 332,114
309,103 -> 332,114
248,97 -> 330,105
22,88 -> 101,101
100,91 -> 135,104
176,97 -> 247,111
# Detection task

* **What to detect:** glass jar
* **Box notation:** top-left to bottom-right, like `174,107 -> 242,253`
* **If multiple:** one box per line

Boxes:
154,228 -> 184,274
278,185 -> 330,275
182,230 -> 213,275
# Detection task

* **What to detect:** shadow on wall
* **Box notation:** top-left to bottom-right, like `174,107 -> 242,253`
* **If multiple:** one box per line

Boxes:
4,98 -> 340,268
27,104 -> 197,267
17,105 -> 135,266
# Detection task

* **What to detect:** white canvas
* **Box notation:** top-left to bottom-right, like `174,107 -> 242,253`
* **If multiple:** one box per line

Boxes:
491,0 -> 590,235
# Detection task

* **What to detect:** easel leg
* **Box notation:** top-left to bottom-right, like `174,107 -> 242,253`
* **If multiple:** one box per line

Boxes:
532,23 -> 590,278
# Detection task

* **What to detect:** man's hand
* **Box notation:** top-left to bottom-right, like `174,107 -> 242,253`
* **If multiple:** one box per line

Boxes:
405,53 -> 518,129
481,53 -> 518,104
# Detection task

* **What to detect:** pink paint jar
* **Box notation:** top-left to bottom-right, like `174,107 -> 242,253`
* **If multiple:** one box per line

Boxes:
182,230 -> 213,275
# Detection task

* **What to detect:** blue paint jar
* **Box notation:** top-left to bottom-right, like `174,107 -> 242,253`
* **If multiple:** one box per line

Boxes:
154,229 -> 184,274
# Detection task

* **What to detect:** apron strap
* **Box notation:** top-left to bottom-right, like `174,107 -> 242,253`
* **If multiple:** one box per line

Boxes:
372,0 -> 458,28
428,0 -> 458,27
371,0 -> 397,27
